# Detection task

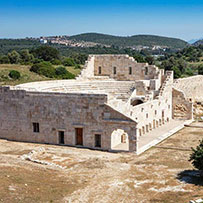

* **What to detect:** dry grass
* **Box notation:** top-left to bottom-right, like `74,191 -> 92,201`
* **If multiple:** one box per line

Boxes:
0,64 -> 81,86
0,125 -> 203,202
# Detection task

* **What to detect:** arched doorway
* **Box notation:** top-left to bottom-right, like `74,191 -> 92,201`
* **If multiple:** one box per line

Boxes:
111,129 -> 129,151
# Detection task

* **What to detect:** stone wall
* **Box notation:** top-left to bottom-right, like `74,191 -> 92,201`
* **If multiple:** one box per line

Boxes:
172,88 -> 193,120
0,87 -> 137,151
174,75 -> 203,102
93,55 -> 161,81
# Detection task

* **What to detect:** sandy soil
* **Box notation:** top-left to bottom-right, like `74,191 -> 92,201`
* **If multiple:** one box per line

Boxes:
0,124 -> 203,203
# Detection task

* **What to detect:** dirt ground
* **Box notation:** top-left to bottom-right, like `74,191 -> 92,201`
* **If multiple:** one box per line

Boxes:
0,124 -> 203,203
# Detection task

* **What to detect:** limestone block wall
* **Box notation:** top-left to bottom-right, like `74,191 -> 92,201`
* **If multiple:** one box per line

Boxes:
130,98 -> 172,136
172,88 -> 193,120
77,55 -> 95,80
108,93 -> 172,137
174,75 -> 203,102
0,87 -> 137,151
108,71 -> 174,136
92,55 -> 163,81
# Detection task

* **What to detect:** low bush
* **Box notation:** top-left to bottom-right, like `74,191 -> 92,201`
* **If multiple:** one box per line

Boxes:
30,61 -> 56,78
55,66 -> 68,76
55,66 -> 75,79
62,58 -> 75,66
74,64 -> 81,69
9,70 -> 21,80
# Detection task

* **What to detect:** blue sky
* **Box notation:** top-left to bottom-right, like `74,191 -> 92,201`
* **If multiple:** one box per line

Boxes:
0,0 -> 203,40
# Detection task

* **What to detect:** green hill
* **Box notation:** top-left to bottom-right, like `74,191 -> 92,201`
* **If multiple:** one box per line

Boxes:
193,39 -> 203,46
0,39 -> 40,55
69,33 -> 188,49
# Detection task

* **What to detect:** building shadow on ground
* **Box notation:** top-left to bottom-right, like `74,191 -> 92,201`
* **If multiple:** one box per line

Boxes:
177,170 -> 203,186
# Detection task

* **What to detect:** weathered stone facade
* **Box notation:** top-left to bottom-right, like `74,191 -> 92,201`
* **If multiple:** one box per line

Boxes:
0,55 -> 194,152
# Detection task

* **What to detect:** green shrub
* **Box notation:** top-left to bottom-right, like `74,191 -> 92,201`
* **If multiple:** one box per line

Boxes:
51,59 -> 61,65
9,70 -> 21,80
55,66 -> 75,79
172,66 -> 182,78
184,68 -> 194,76
0,55 -> 10,64
30,61 -> 56,78
189,139 -> 203,176
198,64 -> 203,75
62,58 -> 75,66
74,64 -> 81,69
55,66 -> 68,76
60,71 -> 75,79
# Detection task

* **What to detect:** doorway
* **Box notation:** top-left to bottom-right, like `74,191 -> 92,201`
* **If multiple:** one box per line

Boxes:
95,134 -> 101,148
58,131 -> 65,144
75,128 -> 83,145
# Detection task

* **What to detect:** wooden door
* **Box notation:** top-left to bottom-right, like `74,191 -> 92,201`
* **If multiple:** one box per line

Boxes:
76,128 -> 83,145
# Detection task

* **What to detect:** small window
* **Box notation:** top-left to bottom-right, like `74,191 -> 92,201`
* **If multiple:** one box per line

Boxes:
98,66 -> 102,74
155,110 -> 157,115
145,67 -> 148,75
146,113 -> 148,118
33,123 -> 39,133
129,67 -> 132,75
113,67 -> 116,74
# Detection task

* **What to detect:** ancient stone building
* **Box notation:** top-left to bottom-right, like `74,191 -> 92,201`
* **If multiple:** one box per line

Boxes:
0,55 -> 193,153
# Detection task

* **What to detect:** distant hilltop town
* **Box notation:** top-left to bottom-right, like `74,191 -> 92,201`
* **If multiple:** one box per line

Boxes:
27,35 -> 111,48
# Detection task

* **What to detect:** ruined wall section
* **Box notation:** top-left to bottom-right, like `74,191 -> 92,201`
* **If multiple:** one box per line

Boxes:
108,71 -> 174,137
76,55 -> 95,80
89,55 -> 163,82
172,88 -> 193,120
174,75 -> 203,101
0,87 -> 137,151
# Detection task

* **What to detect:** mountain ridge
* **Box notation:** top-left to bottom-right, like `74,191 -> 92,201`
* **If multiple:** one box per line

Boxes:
68,32 -> 188,49
193,39 -> 203,46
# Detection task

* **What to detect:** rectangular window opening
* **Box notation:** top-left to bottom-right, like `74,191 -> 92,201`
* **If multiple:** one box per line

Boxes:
33,122 -> 39,133
113,67 -> 116,74
98,66 -> 102,74
129,67 -> 132,75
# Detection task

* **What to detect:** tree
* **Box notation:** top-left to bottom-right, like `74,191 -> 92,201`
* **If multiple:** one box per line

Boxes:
20,49 -> 34,63
198,64 -> 203,75
8,50 -> 21,64
133,54 -> 146,63
0,55 -> 10,64
189,139 -> 203,176
145,56 -> 154,65
172,66 -> 182,79
31,46 -> 60,61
